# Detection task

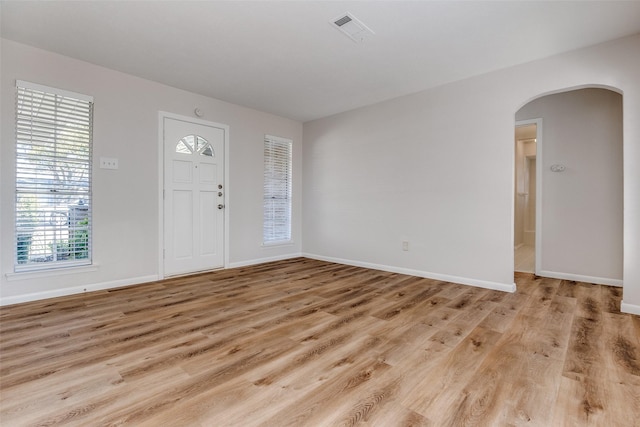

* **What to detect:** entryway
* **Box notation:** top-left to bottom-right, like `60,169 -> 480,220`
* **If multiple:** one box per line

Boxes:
161,113 -> 228,277
514,88 -> 623,285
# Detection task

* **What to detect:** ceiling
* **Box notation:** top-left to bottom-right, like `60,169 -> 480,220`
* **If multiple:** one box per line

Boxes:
2,1 -> 640,122
515,124 -> 537,141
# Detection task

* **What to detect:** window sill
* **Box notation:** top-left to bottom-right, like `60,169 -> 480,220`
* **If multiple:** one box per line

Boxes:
5,264 -> 99,282
262,240 -> 294,248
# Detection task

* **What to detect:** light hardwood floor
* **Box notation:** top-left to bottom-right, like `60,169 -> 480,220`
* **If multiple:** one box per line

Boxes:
514,245 -> 535,273
1,258 -> 638,426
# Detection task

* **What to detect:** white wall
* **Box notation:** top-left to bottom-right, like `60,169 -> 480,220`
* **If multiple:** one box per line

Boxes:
302,34 -> 640,314
517,88 -> 623,283
1,39 -> 302,303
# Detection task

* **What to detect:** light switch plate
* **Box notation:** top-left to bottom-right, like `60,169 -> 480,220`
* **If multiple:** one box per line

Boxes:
100,157 -> 119,170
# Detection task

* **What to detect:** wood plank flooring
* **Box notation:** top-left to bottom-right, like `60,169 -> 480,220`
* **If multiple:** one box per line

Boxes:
1,258 -> 638,426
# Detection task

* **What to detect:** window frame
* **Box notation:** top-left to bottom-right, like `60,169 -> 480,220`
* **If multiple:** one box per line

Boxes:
263,134 -> 293,245
14,80 -> 94,272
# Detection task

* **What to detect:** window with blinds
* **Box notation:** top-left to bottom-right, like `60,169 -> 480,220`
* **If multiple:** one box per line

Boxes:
263,135 -> 292,244
15,81 -> 93,271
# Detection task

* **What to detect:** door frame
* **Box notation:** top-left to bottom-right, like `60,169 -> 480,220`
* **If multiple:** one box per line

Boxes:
514,118 -> 542,275
158,111 -> 230,279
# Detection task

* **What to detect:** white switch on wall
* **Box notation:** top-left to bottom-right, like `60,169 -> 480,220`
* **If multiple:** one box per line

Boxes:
100,157 -> 119,170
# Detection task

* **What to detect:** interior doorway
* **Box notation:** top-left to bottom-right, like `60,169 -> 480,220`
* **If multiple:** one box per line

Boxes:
514,121 -> 539,273
515,88 -> 623,285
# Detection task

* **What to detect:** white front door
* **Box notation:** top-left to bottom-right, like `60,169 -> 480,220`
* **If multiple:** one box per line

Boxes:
163,117 -> 225,276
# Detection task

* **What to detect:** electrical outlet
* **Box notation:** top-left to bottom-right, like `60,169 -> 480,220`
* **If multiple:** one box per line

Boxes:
100,157 -> 119,170
402,241 -> 409,251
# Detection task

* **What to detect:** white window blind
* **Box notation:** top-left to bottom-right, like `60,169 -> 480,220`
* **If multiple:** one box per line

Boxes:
263,135 -> 292,244
15,81 -> 93,271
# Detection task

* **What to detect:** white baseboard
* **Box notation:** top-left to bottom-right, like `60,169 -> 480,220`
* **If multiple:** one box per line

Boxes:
302,253 -> 516,293
228,253 -> 303,269
537,270 -> 622,287
0,274 -> 159,306
2,254 -> 302,306
621,301 -> 640,316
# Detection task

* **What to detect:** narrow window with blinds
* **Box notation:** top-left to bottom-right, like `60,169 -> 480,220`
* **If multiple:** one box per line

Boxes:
15,81 -> 93,271
263,135 -> 292,244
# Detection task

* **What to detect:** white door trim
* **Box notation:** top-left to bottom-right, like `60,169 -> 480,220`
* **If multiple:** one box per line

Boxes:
158,111 -> 230,280
515,118 -> 542,275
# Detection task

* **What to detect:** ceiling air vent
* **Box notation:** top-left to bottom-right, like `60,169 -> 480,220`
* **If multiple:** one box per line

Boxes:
331,12 -> 374,43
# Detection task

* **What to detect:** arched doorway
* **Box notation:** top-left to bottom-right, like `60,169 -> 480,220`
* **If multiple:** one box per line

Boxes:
514,88 -> 623,286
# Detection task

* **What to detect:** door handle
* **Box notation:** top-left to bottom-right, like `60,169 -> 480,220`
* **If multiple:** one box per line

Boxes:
218,204 -> 225,210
